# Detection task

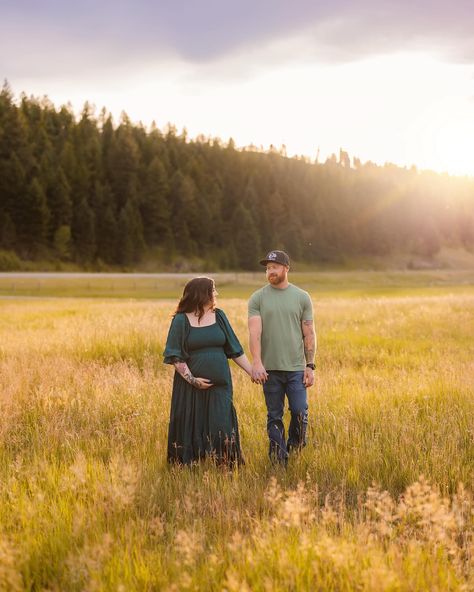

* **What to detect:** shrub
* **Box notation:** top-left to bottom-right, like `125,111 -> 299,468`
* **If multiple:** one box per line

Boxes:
0,250 -> 22,270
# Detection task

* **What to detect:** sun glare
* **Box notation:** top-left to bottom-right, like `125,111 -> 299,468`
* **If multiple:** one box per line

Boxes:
430,105 -> 474,176
402,94 -> 474,176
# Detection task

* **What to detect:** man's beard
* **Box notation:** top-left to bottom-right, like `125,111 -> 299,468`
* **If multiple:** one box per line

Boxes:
268,271 -> 285,285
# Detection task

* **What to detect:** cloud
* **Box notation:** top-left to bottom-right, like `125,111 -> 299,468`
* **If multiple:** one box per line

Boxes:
2,0 -> 474,88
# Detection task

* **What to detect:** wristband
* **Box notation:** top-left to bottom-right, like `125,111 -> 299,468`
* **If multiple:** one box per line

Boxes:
306,363 -> 315,370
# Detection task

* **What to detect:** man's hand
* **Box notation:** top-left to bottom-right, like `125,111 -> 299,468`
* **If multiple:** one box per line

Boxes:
303,367 -> 314,387
251,362 -> 268,384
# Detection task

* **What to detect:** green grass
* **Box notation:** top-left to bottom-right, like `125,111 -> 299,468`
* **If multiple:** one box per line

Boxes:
0,268 -> 473,299
0,284 -> 472,590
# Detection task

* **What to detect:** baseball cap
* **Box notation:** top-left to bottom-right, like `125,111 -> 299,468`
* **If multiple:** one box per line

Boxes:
259,250 -> 290,267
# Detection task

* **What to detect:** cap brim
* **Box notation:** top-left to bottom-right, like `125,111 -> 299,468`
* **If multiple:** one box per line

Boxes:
259,259 -> 289,267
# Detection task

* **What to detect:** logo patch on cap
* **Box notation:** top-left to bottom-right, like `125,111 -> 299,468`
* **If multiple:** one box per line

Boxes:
259,249 -> 290,267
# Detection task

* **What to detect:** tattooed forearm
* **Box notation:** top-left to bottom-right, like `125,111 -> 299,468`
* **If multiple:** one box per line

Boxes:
302,320 -> 316,364
174,362 -> 199,387
304,349 -> 315,364
183,370 -> 200,388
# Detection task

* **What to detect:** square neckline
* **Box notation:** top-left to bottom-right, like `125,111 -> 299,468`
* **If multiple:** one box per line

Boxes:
185,312 -> 217,328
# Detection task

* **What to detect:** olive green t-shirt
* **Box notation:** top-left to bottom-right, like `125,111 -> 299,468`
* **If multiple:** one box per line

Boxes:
248,283 -> 314,371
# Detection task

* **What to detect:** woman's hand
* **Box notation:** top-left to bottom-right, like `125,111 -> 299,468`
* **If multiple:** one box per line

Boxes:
173,361 -> 213,389
191,377 -> 214,390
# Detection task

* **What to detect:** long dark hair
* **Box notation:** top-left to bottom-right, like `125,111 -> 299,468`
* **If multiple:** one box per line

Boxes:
175,277 -> 216,322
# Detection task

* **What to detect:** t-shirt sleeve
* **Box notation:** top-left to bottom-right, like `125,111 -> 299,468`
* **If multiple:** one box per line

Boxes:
248,291 -> 261,318
301,292 -> 314,321
163,314 -> 189,364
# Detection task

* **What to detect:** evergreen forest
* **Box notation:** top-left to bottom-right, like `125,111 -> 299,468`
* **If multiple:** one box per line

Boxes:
1,83 -> 474,270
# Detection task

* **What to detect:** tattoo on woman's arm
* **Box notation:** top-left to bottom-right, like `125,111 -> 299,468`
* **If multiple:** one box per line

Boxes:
183,370 -> 200,387
174,362 -> 199,387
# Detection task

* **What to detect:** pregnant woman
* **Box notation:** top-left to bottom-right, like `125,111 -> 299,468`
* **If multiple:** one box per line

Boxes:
163,277 -> 252,466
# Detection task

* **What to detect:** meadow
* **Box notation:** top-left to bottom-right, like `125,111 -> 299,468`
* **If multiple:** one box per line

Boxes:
0,273 -> 473,590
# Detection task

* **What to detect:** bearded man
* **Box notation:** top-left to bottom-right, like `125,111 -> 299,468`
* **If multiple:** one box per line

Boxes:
248,250 -> 316,465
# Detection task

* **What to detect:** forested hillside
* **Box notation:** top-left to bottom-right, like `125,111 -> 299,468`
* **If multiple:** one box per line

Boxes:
1,83 -> 474,270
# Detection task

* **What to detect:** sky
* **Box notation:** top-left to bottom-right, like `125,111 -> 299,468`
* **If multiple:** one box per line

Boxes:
2,0 -> 474,175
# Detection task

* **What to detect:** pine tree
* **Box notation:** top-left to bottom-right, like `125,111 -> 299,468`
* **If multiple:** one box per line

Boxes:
117,200 -> 145,265
72,199 -> 96,261
140,156 -> 171,246
0,152 -> 26,227
0,86 -> 31,241
169,172 -> 199,255
19,178 -> 50,253
232,203 -> 261,270
53,225 -> 72,259
47,167 -> 72,240
108,126 -> 139,210
96,203 -> 118,264
173,215 -> 195,256
0,211 -> 16,249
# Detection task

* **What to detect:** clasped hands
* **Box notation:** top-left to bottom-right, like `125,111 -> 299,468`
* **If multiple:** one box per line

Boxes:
251,362 -> 268,384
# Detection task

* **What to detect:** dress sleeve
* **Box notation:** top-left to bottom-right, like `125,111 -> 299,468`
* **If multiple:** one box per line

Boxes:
163,313 -> 190,364
216,309 -> 244,359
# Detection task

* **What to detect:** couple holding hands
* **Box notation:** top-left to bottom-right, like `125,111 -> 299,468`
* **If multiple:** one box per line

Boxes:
163,250 -> 316,466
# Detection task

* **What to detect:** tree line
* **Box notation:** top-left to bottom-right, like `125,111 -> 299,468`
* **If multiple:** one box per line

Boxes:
1,82 -> 474,270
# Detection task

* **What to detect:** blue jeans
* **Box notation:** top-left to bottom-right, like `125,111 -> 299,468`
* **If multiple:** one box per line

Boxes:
262,371 -> 308,463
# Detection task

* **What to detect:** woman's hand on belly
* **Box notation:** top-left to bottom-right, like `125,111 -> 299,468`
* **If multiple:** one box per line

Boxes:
192,377 -> 214,390
173,361 -> 214,389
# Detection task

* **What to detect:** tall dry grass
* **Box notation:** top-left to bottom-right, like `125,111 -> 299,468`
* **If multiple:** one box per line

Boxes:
0,294 -> 472,590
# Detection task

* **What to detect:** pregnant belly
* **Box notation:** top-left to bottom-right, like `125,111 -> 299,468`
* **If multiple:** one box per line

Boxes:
188,352 -> 231,386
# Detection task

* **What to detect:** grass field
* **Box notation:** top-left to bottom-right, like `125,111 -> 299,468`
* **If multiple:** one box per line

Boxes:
0,273 -> 473,590
1,268 -> 474,299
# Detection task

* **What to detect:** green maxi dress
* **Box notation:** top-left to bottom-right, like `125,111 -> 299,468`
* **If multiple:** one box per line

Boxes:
163,308 -> 245,465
